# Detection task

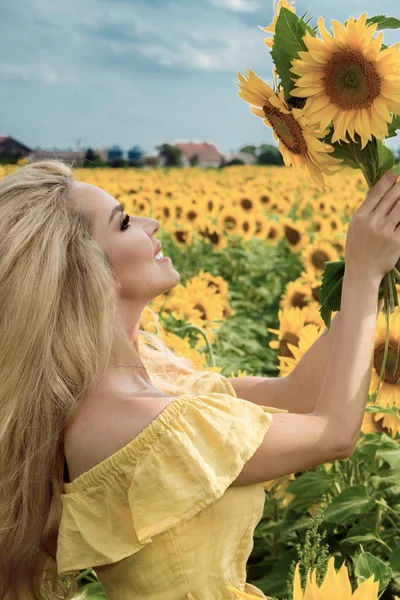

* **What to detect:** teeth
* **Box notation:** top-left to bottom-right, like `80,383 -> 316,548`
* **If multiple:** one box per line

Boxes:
154,250 -> 164,261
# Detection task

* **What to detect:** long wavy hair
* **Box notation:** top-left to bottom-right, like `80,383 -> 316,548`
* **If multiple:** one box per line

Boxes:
0,160 -> 207,600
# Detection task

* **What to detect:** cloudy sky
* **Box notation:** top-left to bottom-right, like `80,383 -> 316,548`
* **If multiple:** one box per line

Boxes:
1,0 -> 399,154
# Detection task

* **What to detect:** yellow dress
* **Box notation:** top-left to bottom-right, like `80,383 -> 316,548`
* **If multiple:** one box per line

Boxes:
57,372 -> 287,599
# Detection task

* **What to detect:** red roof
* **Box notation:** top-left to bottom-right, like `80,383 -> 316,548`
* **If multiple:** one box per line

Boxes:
173,141 -> 221,163
0,136 -> 31,152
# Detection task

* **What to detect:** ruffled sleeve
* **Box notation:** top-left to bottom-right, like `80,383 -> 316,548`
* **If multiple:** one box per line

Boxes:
57,392 -> 277,576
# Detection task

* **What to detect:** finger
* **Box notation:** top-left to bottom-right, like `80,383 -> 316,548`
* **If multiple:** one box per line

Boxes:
375,181 -> 400,220
359,170 -> 398,214
387,193 -> 400,228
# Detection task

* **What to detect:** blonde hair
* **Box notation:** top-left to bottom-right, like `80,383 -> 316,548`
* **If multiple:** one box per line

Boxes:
0,160 -> 207,599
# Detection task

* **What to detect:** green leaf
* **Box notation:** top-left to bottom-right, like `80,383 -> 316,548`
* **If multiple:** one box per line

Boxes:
365,404 -> 400,417
271,7 -> 315,99
390,548 -> 400,573
286,471 -> 333,497
323,485 -> 376,524
78,582 -> 108,599
354,552 -> 392,594
376,141 -> 395,178
376,445 -> 400,469
342,533 -> 383,546
318,260 -> 345,328
387,114 -> 400,139
366,15 -> 400,30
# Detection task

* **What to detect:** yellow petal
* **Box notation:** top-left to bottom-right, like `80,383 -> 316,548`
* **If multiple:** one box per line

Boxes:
292,563 -> 304,600
372,97 -> 392,122
250,106 -> 265,119
352,575 -> 379,600
317,17 -> 337,51
363,32 -> 384,61
225,584 -> 262,600
331,19 -> 348,47
305,94 -> 331,115
291,86 -> 325,98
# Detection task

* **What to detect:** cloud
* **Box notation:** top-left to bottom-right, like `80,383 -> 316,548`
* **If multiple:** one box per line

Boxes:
0,62 -> 78,86
209,0 -> 261,12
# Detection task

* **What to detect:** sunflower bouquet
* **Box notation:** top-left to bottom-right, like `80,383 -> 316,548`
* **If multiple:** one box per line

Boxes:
236,1 -> 400,393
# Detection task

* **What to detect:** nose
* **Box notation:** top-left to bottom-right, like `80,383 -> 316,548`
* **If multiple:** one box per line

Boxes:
151,219 -> 160,235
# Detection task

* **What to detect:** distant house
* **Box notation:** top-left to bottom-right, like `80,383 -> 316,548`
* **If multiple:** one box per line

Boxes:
171,141 -> 222,168
28,149 -> 86,167
0,136 -> 31,159
220,151 -> 257,166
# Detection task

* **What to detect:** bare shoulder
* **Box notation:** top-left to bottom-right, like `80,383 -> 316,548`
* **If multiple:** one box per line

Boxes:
64,391 -> 180,483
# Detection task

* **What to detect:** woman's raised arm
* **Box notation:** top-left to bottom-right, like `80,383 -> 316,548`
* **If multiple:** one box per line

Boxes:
231,170 -> 400,486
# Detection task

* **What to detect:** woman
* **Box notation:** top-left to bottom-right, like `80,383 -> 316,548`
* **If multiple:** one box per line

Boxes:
0,160 -> 398,600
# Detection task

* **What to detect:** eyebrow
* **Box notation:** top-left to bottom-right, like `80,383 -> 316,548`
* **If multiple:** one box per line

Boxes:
109,202 -> 125,225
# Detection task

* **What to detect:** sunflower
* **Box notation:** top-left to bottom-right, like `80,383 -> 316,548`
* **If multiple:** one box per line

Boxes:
159,328 -> 209,370
218,207 -> 243,237
197,269 -> 230,298
278,322 -> 325,377
292,557 -> 379,600
369,309 -> 400,436
227,556 -> 379,600
280,217 -> 310,251
280,280 -> 312,310
259,0 -> 296,48
252,212 -> 270,239
236,69 -> 342,190
166,279 -> 226,336
290,13 -> 400,149
268,306 -> 309,365
311,214 -> 331,237
301,303 -> 326,327
265,219 -> 283,246
198,224 -> 228,250
302,239 -> 341,275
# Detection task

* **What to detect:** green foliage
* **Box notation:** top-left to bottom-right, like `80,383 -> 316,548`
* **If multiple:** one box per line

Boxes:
258,144 -> 284,166
240,145 -> 258,156
157,232 -> 303,378
156,143 -> 183,166
387,114 -> 400,139
286,495 -> 331,598
319,258 -> 386,329
366,15 -> 400,29
271,7 -> 316,100
323,485 -> 376,525
354,552 -> 392,595
376,141 -> 395,178
248,430 -> 400,598
318,260 -> 345,328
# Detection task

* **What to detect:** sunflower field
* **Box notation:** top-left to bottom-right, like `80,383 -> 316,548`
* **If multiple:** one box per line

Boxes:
2,161 -> 400,598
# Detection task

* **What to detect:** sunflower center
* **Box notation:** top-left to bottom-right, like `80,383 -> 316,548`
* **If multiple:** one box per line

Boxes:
311,284 -> 321,303
279,332 -> 300,358
291,292 -> 308,309
374,343 -> 400,385
268,226 -> 278,239
311,250 -> 330,271
284,225 -> 301,246
263,103 -> 308,155
323,49 -> 381,110
193,303 -> 207,321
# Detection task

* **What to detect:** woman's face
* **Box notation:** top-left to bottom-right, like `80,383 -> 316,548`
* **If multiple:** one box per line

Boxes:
72,181 -> 180,303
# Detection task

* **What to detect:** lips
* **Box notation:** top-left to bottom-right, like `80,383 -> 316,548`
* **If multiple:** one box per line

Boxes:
154,241 -> 162,257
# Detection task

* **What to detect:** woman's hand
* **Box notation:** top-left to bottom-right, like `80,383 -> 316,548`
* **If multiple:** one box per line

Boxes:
345,170 -> 400,285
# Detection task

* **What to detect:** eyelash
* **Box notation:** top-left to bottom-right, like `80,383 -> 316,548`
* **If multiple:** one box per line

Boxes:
120,214 -> 131,231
